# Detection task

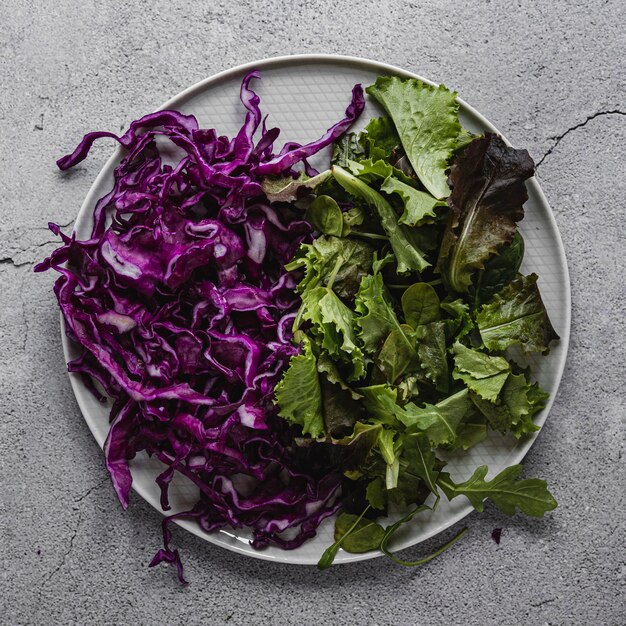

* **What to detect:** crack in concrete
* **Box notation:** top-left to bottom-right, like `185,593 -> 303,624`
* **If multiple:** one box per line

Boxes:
38,477 -> 109,593
536,110 -> 626,168
531,598 -> 557,608
74,476 -> 109,503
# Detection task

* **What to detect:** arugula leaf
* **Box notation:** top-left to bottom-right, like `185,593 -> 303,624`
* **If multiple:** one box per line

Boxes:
380,176 -> 446,227
359,116 -> 400,161
380,504 -> 468,567
474,232 -> 525,307
301,286 -> 366,380
274,336 -> 324,438
452,342 -> 510,402
476,273 -> 559,354
366,76 -> 462,199
401,282 -> 441,327
261,170 -> 332,203
402,432 -> 441,497
287,235 -> 374,300
306,195 -> 344,236
333,165 -> 430,274
469,372 -> 547,439
451,414 -> 488,451
438,465 -> 557,517
436,134 -> 535,293
333,512 -> 386,553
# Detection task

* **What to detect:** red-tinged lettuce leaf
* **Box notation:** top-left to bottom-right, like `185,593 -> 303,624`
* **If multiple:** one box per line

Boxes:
437,134 -> 535,293
476,273 -> 559,354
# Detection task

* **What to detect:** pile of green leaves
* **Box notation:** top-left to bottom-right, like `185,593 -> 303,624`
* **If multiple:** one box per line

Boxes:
272,76 -> 559,568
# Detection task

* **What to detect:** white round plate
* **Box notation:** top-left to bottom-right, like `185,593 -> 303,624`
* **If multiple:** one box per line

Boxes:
62,54 -> 571,565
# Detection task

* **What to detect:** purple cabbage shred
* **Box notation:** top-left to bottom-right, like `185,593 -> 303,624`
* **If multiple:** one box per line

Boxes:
36,71 -> 364,582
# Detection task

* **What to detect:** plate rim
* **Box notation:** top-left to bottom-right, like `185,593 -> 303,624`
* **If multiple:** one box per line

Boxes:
61,53 -> 571,565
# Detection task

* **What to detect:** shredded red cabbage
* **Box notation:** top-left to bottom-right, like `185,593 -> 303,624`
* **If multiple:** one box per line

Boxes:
36,72 -> 364,583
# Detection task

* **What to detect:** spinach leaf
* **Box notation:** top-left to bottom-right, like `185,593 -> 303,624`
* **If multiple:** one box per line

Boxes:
333,512 -> 386,553
401,282 -> 441,327
306,195 -> 344,236
359,115 -> 400,161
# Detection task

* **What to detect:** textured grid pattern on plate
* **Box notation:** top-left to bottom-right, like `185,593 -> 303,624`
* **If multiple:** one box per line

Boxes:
66,58 -> 569,565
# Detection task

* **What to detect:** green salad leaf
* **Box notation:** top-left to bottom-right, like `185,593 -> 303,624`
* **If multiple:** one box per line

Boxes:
273,75 -> 560,570
437,134 -> 535,293
274,335 -> 324,437
381,176 -> 446,227
366,76 -> 462,199
476,273 -> 560,354
333,165 -> 430,274
438,465 -> 558,517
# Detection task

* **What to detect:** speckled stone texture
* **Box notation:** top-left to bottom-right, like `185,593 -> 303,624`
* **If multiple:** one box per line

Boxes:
1,0 -> 625,624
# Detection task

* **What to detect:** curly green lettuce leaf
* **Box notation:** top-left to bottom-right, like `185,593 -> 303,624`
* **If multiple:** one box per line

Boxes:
436,134 -> 535,293
355,273 -> 419,361
333,165 -> 430,274
331,132 -> 363,168
469,371 -> 548,439
274,336 -> 324,438
366,76 -> 462,199
381,176 -> 446,227
286,235 -> 374,301
476,273 -> 559,354
438,465 -> 557,517
452,341 -> 510,402
359,116 -> 400,162
301,285 -> 365,380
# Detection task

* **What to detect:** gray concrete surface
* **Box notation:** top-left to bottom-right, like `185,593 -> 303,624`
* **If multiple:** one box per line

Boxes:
1,0 -> 625,624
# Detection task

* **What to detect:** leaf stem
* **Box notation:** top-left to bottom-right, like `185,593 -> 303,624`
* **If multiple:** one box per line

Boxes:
325,255 -> 344,291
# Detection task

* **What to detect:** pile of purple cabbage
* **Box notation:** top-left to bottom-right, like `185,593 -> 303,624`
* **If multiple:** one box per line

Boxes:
36,72 -> 365,581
